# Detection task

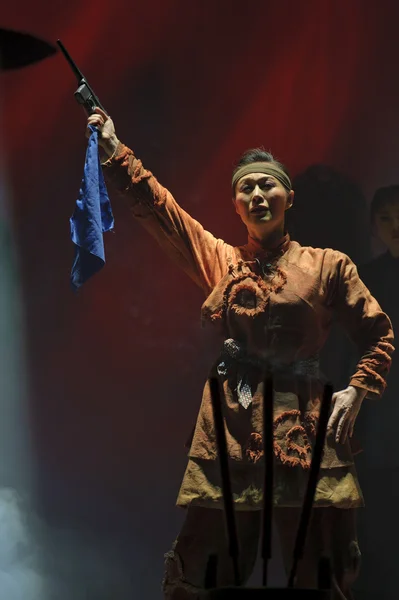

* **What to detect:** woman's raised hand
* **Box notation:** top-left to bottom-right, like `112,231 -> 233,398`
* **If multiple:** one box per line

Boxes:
86,107 -> 120,157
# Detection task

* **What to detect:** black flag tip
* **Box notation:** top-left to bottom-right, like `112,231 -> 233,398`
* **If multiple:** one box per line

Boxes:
0,28 -> 57,70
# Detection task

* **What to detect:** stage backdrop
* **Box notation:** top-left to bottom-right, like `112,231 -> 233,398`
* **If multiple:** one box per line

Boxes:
1,1 -> 399,598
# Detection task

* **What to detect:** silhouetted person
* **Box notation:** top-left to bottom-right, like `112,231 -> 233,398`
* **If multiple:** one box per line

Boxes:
355,185 -> 399,600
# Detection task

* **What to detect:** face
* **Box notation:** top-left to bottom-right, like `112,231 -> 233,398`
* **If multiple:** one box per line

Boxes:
233,172 -> 294,240
373,199 -> 399,257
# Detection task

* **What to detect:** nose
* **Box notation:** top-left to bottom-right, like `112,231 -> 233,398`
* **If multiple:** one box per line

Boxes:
252,184 -> 268,205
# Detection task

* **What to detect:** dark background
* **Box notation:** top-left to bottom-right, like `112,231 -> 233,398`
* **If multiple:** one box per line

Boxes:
1,1 -> 399,598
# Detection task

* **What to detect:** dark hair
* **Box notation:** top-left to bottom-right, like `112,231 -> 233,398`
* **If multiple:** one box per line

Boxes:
232,147 -> 291,183
370,185 -> 399,224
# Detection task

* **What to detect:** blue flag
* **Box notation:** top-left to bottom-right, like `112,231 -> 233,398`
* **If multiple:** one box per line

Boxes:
70,125 -> 114,291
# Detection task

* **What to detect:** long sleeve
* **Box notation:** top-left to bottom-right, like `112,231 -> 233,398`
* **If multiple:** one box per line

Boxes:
325,250 -> 394,398
102,143 -> 234,295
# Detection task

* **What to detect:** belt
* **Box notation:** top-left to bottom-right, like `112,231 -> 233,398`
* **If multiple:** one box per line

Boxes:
217,338 -> 320,409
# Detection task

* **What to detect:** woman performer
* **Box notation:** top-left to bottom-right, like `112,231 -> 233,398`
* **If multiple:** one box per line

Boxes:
86,108 -> 394,600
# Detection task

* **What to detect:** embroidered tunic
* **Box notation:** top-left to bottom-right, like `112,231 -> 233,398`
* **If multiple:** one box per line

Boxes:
103,144 -> 394,509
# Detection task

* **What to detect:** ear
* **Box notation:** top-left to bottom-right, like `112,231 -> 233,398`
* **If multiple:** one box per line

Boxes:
232,197 -> 240,215
285,190 -> 294,211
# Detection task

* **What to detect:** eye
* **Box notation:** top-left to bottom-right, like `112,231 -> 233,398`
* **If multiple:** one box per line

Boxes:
261,181 -> 274,190
241,185 -> 252,193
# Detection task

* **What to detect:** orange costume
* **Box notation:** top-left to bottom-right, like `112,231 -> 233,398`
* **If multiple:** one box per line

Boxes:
103,144 -> 393,508
103,144 -> 394,596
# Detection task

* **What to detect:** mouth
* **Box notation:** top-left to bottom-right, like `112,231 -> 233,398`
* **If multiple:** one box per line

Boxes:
250,206 -> 269,215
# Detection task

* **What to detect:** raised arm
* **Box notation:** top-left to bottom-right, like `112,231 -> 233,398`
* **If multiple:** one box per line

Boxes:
86,109 -> 234,295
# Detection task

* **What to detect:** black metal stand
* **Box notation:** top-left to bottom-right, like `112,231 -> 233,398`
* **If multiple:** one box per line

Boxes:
261,375 -> 274,587
209,377 -> 240,586
207,376 -> 334,599
287,384 -> 333,588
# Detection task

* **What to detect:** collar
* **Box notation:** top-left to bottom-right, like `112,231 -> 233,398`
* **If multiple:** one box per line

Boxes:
245,232 -> 291,260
